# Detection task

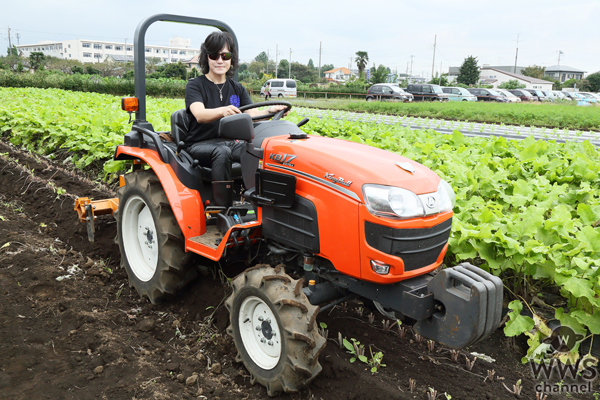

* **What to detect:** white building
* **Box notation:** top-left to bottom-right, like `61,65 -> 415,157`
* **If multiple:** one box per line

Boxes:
323,67 -> 355,83
479,67 -> 553,90
16,37 -> 200,64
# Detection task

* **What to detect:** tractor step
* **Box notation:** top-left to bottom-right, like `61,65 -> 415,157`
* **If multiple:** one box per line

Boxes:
413,262 -> 503,349
188,226 -> 223,250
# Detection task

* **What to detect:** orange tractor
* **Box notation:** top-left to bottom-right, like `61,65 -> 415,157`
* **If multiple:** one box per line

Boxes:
75,14 -> 503,396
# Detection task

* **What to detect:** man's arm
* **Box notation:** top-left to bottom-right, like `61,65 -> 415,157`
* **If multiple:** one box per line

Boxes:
189,102 -> 241,123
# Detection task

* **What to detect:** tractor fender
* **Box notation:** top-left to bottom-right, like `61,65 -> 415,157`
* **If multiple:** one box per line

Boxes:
115,145 -> 204,239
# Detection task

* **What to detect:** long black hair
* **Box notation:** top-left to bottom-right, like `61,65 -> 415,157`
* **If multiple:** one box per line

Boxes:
199,31 -> 238,78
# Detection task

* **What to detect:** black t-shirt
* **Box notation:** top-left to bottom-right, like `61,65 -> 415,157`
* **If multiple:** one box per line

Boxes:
184,75 -> 252,144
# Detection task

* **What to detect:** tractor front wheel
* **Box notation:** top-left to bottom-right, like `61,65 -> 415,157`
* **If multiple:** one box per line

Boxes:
226,265 -> 325,396
115,170 -> 196,304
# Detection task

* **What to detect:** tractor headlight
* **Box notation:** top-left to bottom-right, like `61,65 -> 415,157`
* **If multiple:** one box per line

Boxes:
437,180 -> 456,212
363,184 -> 425,219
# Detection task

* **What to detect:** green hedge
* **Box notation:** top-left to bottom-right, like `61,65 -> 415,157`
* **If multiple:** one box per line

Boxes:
0,70 -> 186,98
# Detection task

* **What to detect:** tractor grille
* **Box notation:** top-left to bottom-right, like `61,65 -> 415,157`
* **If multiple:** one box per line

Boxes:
365,218 -> 452,271
262,196 -> 319,253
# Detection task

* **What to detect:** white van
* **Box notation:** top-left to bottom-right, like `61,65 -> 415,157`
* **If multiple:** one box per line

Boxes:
260,79 -> 297,98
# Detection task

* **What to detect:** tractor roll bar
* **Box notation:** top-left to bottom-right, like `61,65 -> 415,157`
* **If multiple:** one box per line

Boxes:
133,14 -> 239,122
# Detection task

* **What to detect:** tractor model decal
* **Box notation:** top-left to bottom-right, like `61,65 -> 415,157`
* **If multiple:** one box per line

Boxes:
266,164 -> 360,202
268,152 -> 297,167
324,173 -> 352,187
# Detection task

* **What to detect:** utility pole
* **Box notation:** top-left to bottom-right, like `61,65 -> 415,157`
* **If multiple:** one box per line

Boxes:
318,41 -> 322,79
431,34 -> 436,79
16,33 -> 20,45
275,44 -> 278,78
7,27 -> 12,52
289,48 -> 292,79
266,48 -> 269,74
409,55 -> 414,79
513,33 -> 519,73
558,50 -> 563,65
349,56 -> 353,70
438,62 -> 442,85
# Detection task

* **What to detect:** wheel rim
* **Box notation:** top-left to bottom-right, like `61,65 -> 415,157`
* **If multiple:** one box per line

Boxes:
239,296 -> 282,370
122,195 -> 159,282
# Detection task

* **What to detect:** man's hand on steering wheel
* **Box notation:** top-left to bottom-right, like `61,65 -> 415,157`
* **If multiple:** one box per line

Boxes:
239,100 -> 292,121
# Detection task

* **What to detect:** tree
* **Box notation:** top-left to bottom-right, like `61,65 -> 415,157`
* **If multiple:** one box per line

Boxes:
238,62 -> 248,73
290,62 -> 318,83
429,73 -> 449,87
355,51 -> 369,79
187,67 -> 199,79
86,65 -> 100,75
29,52 -> 46,72
586,72 -> 600,92
308,59 -> 315,69
7,45 -> 17,56
521,65 -> 545,79
457,56 -> 480,86
71,65 -> 84,74
161,62 -> 187,80
248,60 -> 266,75
254,51 -> 268,65
321,63 -> 334,73
370,64 -> 388,84
277,59 -> 289,78
498,79 -> 526,89
145,57 -> 162,74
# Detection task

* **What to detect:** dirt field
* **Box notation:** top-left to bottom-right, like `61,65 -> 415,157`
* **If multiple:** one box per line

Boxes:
0,139 -> 588,400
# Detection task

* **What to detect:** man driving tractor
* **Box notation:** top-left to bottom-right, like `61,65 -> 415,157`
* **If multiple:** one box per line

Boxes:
184,31 -> 286,207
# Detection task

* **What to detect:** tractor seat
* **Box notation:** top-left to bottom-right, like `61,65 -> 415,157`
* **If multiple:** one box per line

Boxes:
170,109 -> 242,181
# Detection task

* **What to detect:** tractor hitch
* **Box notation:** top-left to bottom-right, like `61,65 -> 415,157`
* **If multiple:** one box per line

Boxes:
74,197 -> 119,242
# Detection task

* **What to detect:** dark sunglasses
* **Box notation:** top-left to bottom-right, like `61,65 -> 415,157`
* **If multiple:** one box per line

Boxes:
208,52 -> 232,61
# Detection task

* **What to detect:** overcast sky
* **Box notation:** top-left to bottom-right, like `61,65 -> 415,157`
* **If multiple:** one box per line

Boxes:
2,0 -> 599,77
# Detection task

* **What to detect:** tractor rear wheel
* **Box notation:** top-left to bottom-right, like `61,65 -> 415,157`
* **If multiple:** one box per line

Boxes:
226,265 -> 326,396
115,170 -> 196,304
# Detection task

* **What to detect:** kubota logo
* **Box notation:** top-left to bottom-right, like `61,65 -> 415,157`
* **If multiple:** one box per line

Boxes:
426,196 -> 436,208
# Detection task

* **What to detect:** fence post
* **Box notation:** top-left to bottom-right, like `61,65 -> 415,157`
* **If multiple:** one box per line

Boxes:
325,92 -> 327,100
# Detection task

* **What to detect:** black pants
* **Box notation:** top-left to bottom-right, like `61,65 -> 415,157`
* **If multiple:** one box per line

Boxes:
186,138 -> 245,181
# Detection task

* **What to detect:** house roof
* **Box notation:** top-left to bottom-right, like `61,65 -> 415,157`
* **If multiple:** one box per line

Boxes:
324,67 -> 351,74
481,68 -> 551,84
181,55 -> 199,64
106,55 -> 134,62
544,65 -> 585,73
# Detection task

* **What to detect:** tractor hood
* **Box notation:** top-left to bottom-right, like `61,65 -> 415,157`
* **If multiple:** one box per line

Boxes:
262,135 -> 441,203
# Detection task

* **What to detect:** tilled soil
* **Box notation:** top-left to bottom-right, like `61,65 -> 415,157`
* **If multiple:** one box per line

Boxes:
0,140 -> 590,400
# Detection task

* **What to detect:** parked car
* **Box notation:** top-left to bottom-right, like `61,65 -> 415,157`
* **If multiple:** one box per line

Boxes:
405,84 -> 449,102
578,92 -> 599,103
523,89 -> 549,101
466,88 -> 508,102
441,87 -> 477,101
495,89 -> 521,102
366,83 -> 413,102
260,79 -> 297,98
562,91 -> 583,101
508,89 -> 535,101
552,91 -> 572,101
541,91 -> 558,102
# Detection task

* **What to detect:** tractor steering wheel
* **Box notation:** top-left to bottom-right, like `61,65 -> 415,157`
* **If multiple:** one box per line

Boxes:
239,100 -> 292,121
